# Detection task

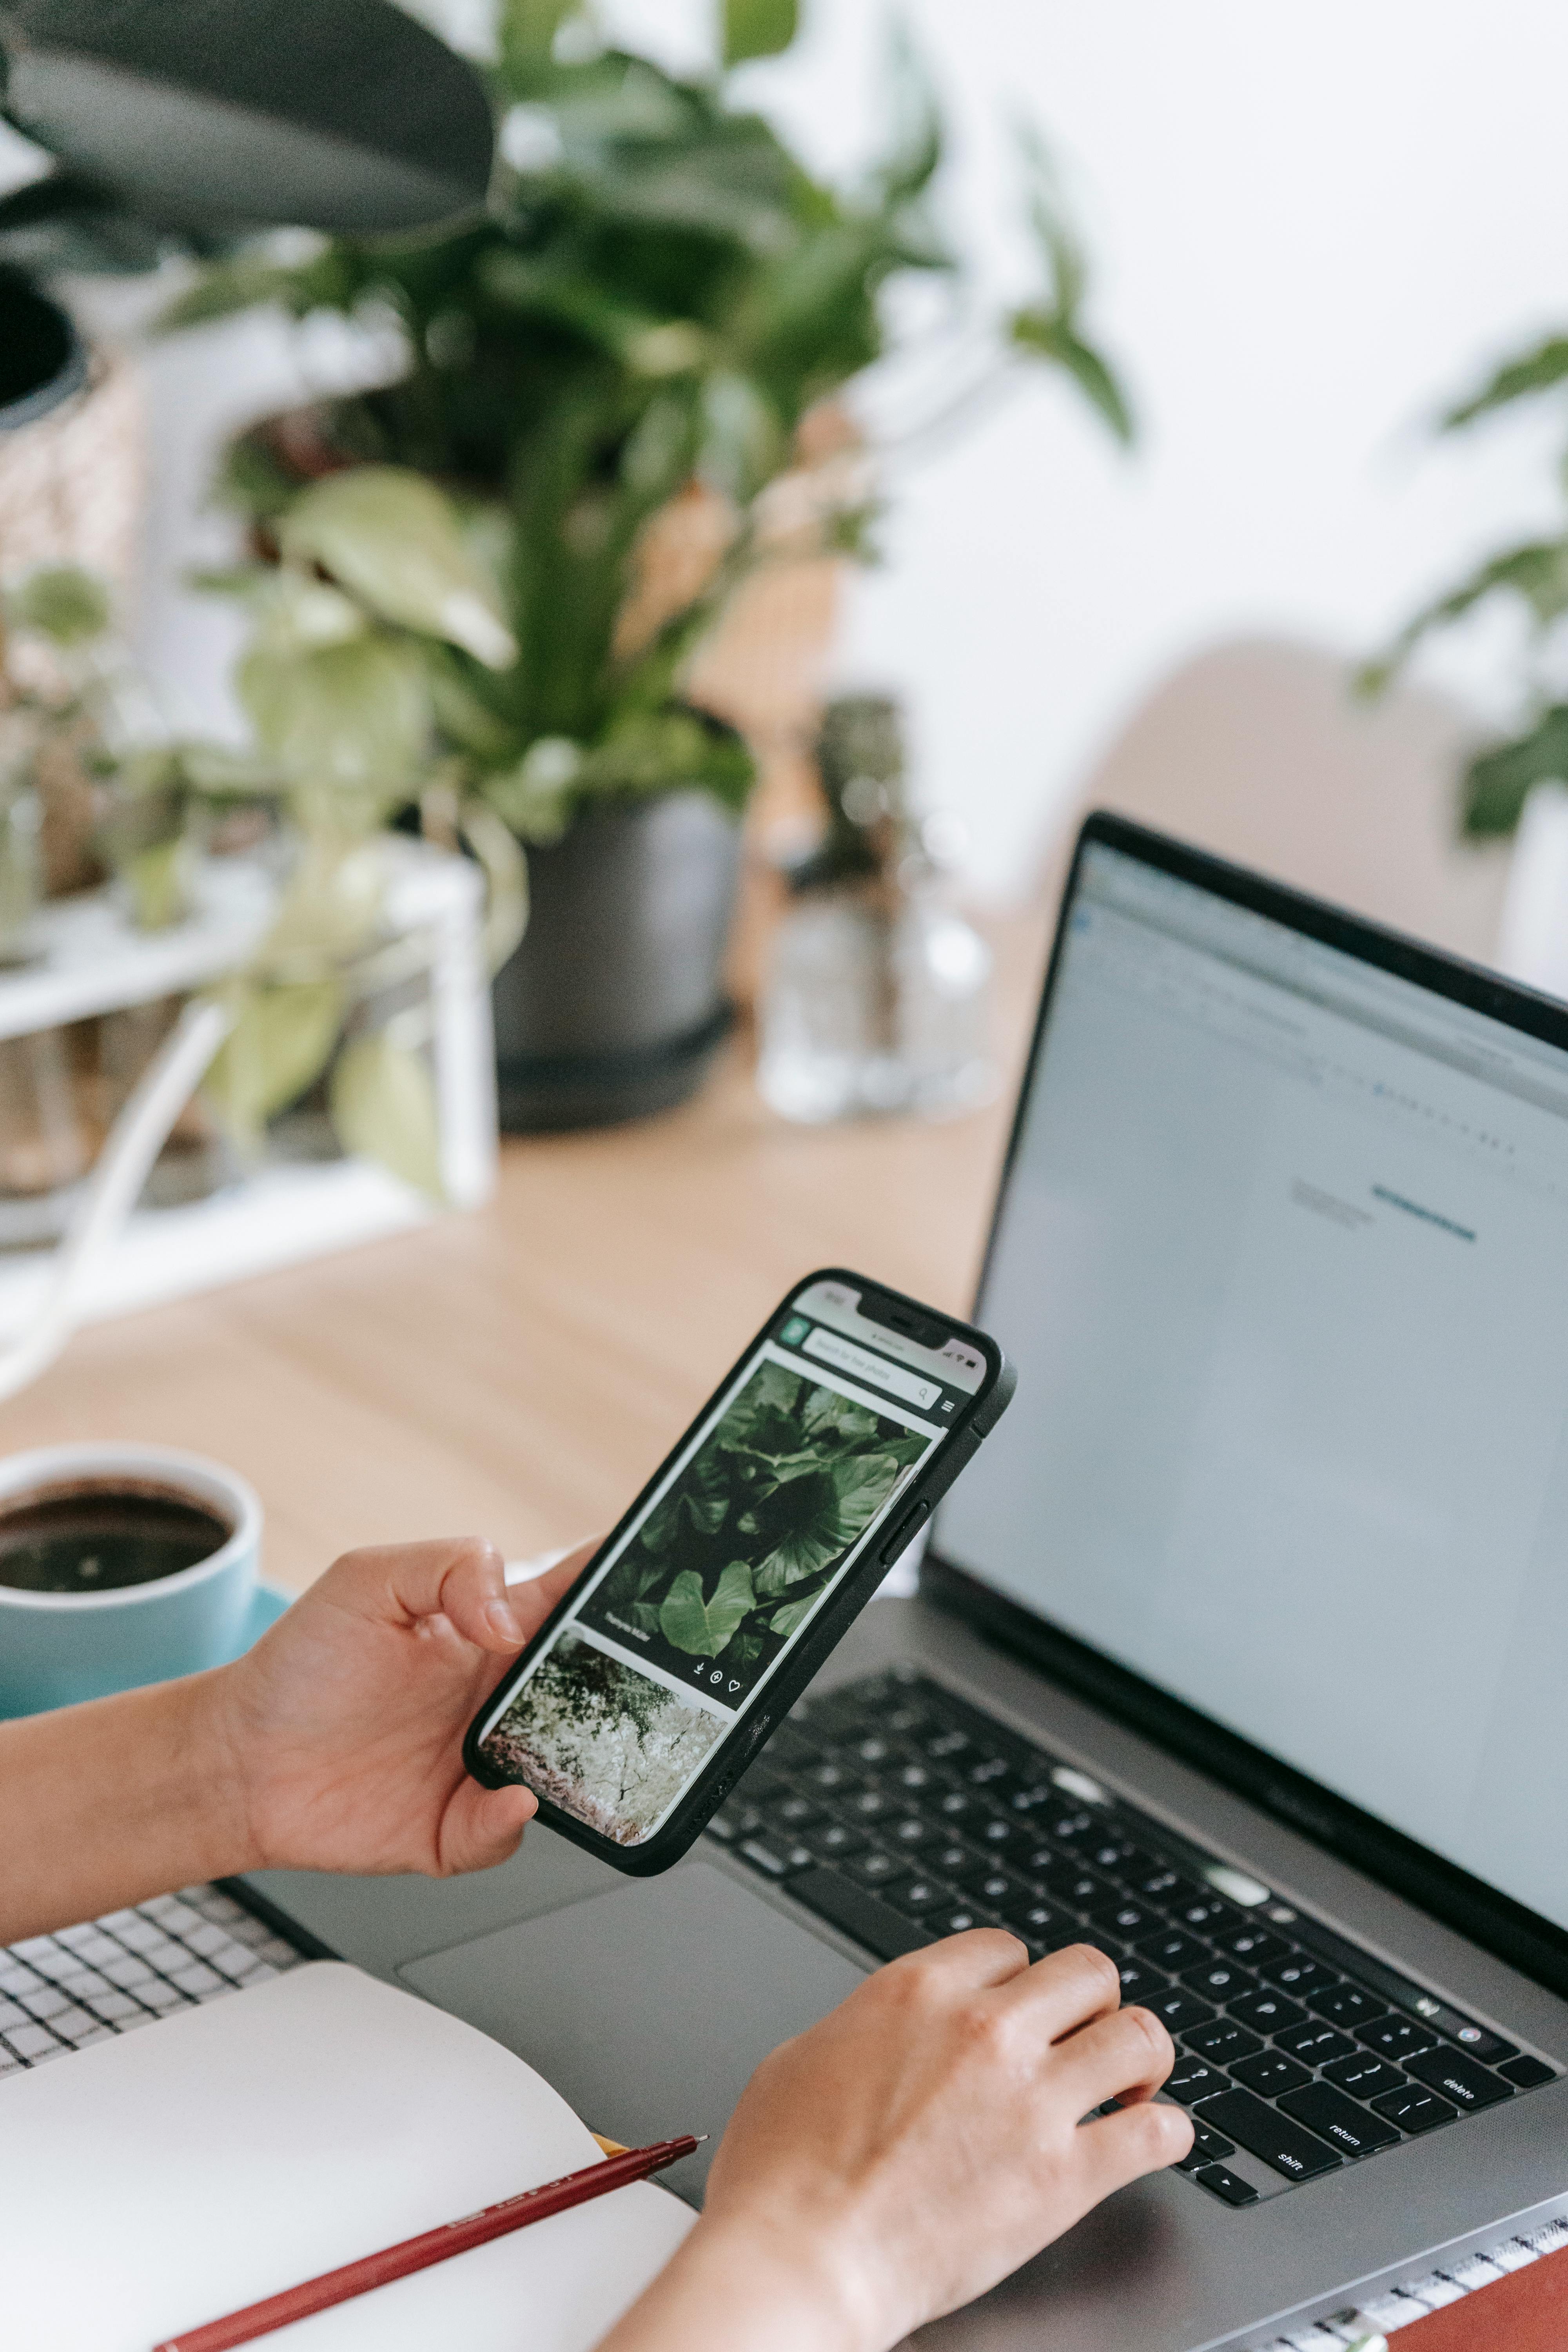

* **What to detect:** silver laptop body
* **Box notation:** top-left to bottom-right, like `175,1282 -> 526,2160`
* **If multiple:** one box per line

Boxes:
247,813 -> 1568,2349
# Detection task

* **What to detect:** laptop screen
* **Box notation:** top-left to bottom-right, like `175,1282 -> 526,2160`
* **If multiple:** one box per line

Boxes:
938,828 -> 1568,1942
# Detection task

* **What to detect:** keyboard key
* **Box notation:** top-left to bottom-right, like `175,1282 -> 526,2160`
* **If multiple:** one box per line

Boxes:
770,1792 -> 824,1829
847,1788 -> 895,1821
1322,2053 -> 1407,2102
1181,1959 -> 1254,2003
788,1868 -> 932,1962
964,1866 -> 1030,1910
936,1904 -> 993,1937
1174,1895 -> 1239,1936
930,1841 -> 976,1880
83,1991 -> 144,2023
1216,1926 -> 1292,1968
805,1822 -> 868,1862
1138,1868 -> 1204,1908
1184,2020 -> 1263,2067
1276,2022 -> 1356,2067
1404,2047 -> 1513,2113
740,1837 -> 813,1878
1135,1929 -> 1211,1975
1194,2088 -> 1341,2181
1038,1862 -> 1116,1910
1261,1956 -> 1338,1998
1113,1960 -> 1170,2005
1230,2050 -> 1311,2098
888,1877 -> 955,1919
1192,2162 -> 1259,2206
1357,2014 -> 1440,2064
1090,1900 -> 1159,1942
1005,1898 -> 1068,1944
1165,2056 -> 1229,2106
887,1816 -> 936,1848
846,1849 -> 909,1889
1369,2084 -> 1457,2135
1228,1988 -> 1307,2036
1086,1839 -> 1156,1880
1173,2117 -> 1237,2171
1307,1984 -> 1378,2027
19,1985 -> 68,2021
1146,1988 -> 1217,2034
1279,2083 -> 1400,2158
1500,2054 -> 1557,2090
136,1976 -> 189,2012
974,1815 -> 1029,1854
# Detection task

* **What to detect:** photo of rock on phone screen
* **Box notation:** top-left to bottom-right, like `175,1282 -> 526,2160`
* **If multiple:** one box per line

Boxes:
475,1293 -> 977,1844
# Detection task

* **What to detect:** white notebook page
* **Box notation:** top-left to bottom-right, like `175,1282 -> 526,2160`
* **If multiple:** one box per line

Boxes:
2,1960 -> 694,2352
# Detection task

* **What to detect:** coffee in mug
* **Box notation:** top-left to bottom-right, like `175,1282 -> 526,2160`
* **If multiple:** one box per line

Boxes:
0,1482 -> 234,1595
0,1443 -> 261,1715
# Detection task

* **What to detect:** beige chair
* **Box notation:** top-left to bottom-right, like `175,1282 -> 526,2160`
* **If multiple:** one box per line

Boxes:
1038,637 -> 1512,966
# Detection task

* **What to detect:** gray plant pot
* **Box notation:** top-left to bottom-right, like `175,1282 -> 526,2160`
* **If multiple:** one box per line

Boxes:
492,790 -> 742,1132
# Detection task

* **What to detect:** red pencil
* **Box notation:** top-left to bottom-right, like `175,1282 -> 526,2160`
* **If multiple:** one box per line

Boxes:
150,2134 -> 702,2352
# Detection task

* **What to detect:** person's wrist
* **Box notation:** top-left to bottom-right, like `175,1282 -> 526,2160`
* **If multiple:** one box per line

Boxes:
676,2207 -> 898,2352
179,1661 -> 265,1877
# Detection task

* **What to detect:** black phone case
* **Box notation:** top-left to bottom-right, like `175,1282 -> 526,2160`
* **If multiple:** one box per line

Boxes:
464,1269 -> 1014,1877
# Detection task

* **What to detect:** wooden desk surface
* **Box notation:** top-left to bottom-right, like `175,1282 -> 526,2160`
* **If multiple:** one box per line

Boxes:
3,906 -> 1050,1593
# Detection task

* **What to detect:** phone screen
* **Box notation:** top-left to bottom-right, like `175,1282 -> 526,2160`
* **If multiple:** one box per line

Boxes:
474,1280 -> 986,1845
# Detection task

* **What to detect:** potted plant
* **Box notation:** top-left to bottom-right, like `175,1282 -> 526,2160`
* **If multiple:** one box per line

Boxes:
169,0 -> 1130,1128
1364,335 -> 1568,839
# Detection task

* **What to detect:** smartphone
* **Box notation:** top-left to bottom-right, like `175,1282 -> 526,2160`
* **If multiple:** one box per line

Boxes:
465,1268 -> 1014,1875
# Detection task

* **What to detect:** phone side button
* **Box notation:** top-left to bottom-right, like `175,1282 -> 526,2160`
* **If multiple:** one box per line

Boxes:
788,1868 -> 934,1963
878,1501 -> 931,1566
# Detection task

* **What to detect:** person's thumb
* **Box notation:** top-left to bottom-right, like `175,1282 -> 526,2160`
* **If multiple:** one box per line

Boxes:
434,1777 -> 537,1876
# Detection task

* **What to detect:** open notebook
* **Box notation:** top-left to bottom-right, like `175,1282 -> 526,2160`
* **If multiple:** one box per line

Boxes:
4,1960 -> 695,2352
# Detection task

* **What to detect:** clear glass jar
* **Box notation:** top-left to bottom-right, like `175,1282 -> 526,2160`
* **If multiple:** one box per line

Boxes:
757,879 -> 995,1124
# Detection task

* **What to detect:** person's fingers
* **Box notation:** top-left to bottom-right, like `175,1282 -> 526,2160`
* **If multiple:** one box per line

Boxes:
317,1536 -> 515,1648
1045,2003 -> 1178,2112
882,1927 -> 1032,1996
434,1776 -> 537,1875
503,1535 -> 602,1642
1073,2096 -> 1194,2203
996,1942 -> 1124,2039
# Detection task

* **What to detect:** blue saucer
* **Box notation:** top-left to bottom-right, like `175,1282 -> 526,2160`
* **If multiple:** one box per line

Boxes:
0,1582 -> 292,1719
226,1579 -> 292,1658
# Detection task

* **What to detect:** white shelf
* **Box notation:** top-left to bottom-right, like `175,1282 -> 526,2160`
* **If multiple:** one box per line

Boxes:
0,840 -> 497,1340
0,859 -> 276,1041
0,1158 -> 432,1338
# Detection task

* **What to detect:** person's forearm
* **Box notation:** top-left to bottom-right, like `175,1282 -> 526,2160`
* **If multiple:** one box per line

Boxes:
0,1668 -> 254,1942
597,2217 -> 879,2352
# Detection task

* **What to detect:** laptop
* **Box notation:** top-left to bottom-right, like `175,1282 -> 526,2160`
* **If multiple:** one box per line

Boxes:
236,810 -> 1568,2348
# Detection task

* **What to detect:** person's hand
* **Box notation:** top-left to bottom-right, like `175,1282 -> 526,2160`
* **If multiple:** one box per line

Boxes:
600,1935 -> 1191,2352
204,1534 -> 597,1881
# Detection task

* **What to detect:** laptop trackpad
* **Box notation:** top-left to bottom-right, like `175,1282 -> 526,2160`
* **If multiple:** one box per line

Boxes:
400,1861 -> 867,2203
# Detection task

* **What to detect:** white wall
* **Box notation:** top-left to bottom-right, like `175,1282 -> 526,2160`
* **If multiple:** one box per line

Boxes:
23,2 -> 1568,895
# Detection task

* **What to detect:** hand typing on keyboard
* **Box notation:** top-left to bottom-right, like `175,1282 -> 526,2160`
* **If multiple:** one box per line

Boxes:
599,1934 -> 1191,2352
0,1533 -> 597,1944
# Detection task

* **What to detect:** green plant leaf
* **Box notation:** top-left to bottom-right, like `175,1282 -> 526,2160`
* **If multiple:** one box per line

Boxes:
722,0 -> 798,68
768,1592 -> 817,1638
4,564 -> 112,646
279,469 -> 517,668
1461,708 -> 1568,840
330,1031 -> 445,1198
1444,337 -> 1568,430
237,630 -> 431,815
658,1559 -> 756,1656
204,979 -> 345,1140
1008,310 -> 1133,445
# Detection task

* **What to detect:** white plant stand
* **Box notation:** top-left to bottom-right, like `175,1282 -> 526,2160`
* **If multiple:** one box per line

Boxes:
0,840 -> 497,1341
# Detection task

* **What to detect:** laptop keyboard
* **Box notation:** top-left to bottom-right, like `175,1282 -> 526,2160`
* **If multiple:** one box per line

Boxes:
0,1885 -> 305,2073
708,1668 -> 1559,2205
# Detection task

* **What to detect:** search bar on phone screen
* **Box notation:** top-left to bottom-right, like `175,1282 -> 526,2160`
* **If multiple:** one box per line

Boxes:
800,1325 -> 942,1410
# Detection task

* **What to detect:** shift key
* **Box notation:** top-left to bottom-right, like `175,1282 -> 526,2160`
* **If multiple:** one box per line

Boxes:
1194,2088 -> 1343,2182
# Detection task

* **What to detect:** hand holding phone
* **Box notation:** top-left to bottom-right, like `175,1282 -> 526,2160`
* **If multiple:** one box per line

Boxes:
466,1270 -> 1013,1873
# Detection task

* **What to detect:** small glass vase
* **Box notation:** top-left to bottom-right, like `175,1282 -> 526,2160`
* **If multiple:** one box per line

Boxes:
757,878 -> 995,1125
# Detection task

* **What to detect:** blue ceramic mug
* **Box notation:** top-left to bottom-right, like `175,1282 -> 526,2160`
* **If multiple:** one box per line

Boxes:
0,1443 -> 261,1716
